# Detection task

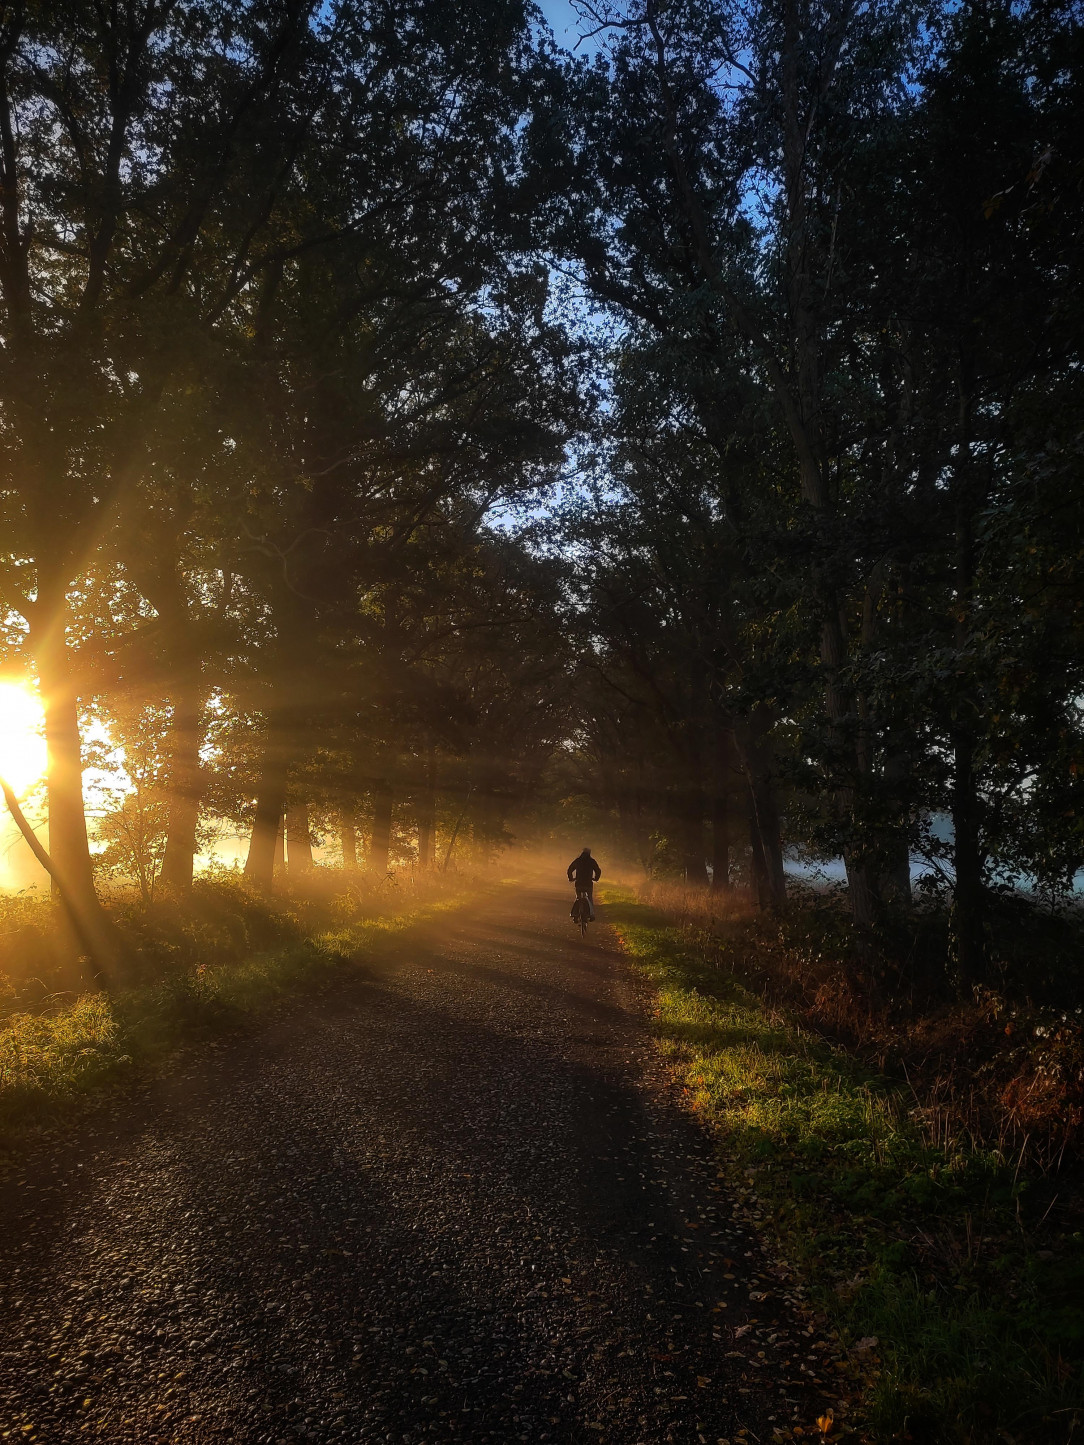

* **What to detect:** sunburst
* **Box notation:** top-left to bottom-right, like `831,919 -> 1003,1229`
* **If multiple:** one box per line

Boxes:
0,682 -> 48,797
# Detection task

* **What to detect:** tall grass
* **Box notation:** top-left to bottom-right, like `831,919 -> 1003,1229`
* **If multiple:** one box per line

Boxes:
0,867 -> 490,1145
604,885 -> 1084,1444
627,876 -> 1084,1175
0,994 -> 121,1119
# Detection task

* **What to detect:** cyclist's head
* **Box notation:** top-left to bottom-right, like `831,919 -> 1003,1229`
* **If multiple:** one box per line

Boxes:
582,846 -> 592,856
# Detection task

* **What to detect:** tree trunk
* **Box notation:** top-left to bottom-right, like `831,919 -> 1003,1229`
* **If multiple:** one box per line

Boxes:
746,787 -> 770,911
647,3 -> 872,927
878,747 -> 914,907
711,729 -> 735,893
159,683 -> 205,892
951,726 -> 986,991
416,812 -> 433,870
734,716 -> 786,911
37,638 -> 95,904
860,563 -> 913,911
274,813 -> 285,876
819,605 -> 877,929
369,783 -> 392,875
286,802 -> 314,874
778,0 -> 871,926
416,759 -> 435,871
0,772 -> 113,978
748,770 -> 786,910
245,748 -> 288,893
879,846 -> 913,907
341,803 -> 358,870
32,620 -> 121,975
678,784 -> 708,887
950,413 -> 986,989
441,786 -> 472,871
711,792 -> 731,893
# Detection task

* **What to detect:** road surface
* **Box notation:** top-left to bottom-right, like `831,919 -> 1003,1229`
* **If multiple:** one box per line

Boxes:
0,885 -> 843,1443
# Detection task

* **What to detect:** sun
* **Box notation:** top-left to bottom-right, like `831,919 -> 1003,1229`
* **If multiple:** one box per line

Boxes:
0,682 -> 48,797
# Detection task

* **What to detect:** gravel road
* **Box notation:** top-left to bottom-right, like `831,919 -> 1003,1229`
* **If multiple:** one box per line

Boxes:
0,885 -> 845,1444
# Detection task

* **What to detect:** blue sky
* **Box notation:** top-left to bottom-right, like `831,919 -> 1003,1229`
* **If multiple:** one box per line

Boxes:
536,0 -> 598,53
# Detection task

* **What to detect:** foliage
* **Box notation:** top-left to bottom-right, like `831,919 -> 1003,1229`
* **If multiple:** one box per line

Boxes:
94,793 -> 170,902
533,0 -> 1084,982
0,0 -> 582,954
603,886 -> 1084,1443
2,1 -> 1078,996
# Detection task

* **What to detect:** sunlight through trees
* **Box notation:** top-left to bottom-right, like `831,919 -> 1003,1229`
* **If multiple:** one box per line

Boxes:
0,0 -> 1079,1001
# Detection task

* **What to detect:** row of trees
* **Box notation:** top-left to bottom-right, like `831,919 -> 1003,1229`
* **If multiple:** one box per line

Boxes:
0,0 -> 581,970
89,524 -> 568,900
536,0 -> 1084,987
1,0 -> 1080,996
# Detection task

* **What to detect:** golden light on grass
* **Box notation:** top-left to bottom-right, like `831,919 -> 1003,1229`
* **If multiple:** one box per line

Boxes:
0,681 -> 47,797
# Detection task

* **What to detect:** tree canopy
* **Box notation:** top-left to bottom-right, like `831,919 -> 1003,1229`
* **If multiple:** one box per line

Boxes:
0,0 -> 1080,995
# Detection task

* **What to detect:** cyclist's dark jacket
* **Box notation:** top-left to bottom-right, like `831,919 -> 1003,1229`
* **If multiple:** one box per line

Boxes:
567,852 -> 601,885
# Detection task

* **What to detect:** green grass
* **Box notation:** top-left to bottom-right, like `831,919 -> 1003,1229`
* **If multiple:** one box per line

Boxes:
602,886 -> 1084,1444
0,992 -> 122,1121
0,877 -> 491,1149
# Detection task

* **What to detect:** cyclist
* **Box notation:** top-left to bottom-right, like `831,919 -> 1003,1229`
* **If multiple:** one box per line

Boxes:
567,847 -> 601,921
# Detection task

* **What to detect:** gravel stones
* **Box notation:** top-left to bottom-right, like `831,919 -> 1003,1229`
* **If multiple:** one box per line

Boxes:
0,888 -> 842,1443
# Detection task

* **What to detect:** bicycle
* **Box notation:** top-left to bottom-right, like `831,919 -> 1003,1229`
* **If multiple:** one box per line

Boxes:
571,887 -> 592,937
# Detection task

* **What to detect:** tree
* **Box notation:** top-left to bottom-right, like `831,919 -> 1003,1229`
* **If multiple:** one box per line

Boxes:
0,0 -> 340,963
529,0 -> 1084,973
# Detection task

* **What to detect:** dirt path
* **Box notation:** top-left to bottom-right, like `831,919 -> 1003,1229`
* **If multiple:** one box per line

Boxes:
0,886 -> 840,1444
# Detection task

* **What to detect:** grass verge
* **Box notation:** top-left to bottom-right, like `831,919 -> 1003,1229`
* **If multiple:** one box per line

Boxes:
601,885 -> 1084,1445
0,870 -> 493,1151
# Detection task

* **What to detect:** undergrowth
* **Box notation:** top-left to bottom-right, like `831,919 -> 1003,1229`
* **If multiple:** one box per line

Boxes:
602,885 -> 1084,1445
0,868 -> 489,1148
634,878 -> 1084,1175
